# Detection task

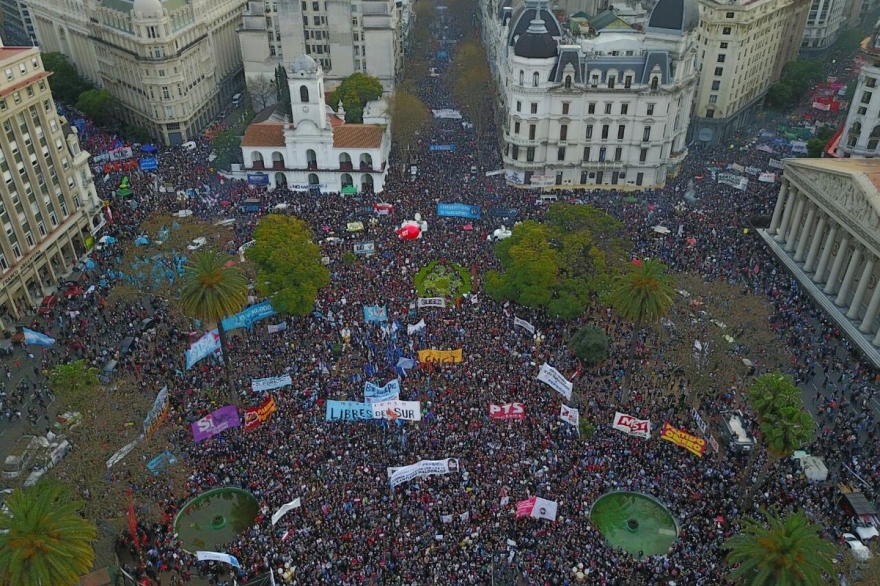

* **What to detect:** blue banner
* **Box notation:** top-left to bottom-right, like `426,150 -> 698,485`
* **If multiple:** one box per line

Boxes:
364,379 -> 401,403
222,301 -> 277,331
363,305 -> 388,322
437,203 -> 481,219
429,144 -> 456,151
186,329 -> 221,370
325,400 -> 374,421
23,328 -> 55,347
248,173 -> 269,185
139,157 -> 158,171
146,450 -> 178,475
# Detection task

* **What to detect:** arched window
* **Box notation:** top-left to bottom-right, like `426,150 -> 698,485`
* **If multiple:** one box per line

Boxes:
851,121 -> 862,134
650,77 -> 658,90
564,75 -> 572,89
519,70 -> 524,85
300,85 -> 309,103
533,72 -> 540,87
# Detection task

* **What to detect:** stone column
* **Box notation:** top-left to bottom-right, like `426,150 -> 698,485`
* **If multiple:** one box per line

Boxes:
824,235 -> 851,295
774,185 -> 798,243
785,196 -> 806,252
861,283 -> 880,333
794,204 -> 816,262
836,245 -> 863,306
804,215 -> 827,272
848,254 -> 876,319
768,179 -> 789,234
813,224 -> 838,283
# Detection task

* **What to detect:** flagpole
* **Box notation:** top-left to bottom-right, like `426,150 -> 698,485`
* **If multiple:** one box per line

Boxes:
265,556 -> 276,586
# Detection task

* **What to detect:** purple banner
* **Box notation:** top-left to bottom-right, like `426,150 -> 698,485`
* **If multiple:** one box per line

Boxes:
191,406 -> 241,442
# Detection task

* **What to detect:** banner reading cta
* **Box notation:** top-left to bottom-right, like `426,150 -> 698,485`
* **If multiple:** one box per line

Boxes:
418,348 -> 463,363
192,405 -> 241,442
437,203 -> 481,219
660,422 -> 706,456
244,395 -> 277,431
536,363 -> 572,400
387,458 -> 459,489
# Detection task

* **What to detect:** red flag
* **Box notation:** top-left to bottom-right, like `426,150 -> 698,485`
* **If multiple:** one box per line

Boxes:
126,489 -> 138,541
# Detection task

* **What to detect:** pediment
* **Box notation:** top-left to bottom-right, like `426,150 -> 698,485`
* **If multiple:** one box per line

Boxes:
794,167 -> 880,242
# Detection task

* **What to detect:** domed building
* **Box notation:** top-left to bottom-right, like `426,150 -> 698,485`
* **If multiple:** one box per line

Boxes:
493,0 -> 699,189
236,55 -> 391,193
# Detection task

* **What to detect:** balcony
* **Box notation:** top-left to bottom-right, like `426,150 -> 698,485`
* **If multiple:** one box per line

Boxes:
581,160 -> 625,170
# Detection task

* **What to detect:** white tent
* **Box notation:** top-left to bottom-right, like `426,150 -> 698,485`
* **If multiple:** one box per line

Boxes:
800,455 -> 828,482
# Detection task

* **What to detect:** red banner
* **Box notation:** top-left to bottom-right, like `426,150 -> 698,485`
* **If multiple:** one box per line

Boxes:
245,395 -> 277,431
660,422 -> 705,456
488,402 -> 525,420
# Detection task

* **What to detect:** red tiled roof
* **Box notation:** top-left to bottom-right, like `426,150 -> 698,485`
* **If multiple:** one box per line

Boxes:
333,124 -> 384,149
0,71 -> 50,98
241,122 -> 286,147
329,115 -> 345,128
0,47 -> 34,63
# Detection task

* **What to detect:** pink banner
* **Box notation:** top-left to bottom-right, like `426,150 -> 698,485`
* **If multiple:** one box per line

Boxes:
488,402 -> 525,420
192,406 -> 241,442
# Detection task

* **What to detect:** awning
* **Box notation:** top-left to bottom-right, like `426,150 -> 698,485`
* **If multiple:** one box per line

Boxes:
341,185 -> 358,195
840,492 -> 878,516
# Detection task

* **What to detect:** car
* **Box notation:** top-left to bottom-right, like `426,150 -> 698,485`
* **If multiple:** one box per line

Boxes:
843,533 -> 872,561
187,237 -> 207,251
37,294 -> 58,315
853,518 -> 880,541
0,340 -> 14,357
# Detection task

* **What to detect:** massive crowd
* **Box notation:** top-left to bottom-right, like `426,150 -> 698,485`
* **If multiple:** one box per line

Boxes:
8,10 -> 880,586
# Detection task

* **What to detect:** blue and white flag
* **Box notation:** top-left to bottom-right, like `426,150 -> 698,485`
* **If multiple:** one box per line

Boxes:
364,379 -> 401,403
267,322 -> 288,334
222,301 -> 277,331
186,329 -> 221,370
252,374 -> 292,393
22,328 -> 55,347
407,319 -> 426,334
363,305 -> 388,322
437,203 -> 481,219
196,551 -> 241,568
396,357 -> 417,371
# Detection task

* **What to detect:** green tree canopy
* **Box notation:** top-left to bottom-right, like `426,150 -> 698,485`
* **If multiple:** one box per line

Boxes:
724,509 -> 835,586
765,60 -> 824,109
329,73 -> 383,123
569,325 -> 609,367
212,128 -> 242,169
747,373 -> 801,422
451,41 -> 493,149
75,89 -> 117,127
245,214 -> 330,315
48,360 -> 101,412
0,483 -> 97,586
40,52 -> 93,106
387,85 -> 429,160
485,204 -> 627,318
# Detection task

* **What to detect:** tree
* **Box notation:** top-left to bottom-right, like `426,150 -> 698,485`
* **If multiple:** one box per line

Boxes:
724,509 -> 835,586
387,86 -> 429,161
329,73 -> 383,123
245,215 -> 330,316
569,325 -> 609,367
212,128 -> 242,169
248,75 -> 275,111
485,204 -> 626,319
747,373 -> 801,418
807,138 -> 826,158
124,124 -> 151,144
765,60 -> 824,109
274,64 -> 290,108
0,483 -> 97,586
610,258 -> 675,404
451,41 -> 493,150
40,52 -> 92,106
48,360 -> 101,413
180,251 -> 248,403
75,89 -> 117,127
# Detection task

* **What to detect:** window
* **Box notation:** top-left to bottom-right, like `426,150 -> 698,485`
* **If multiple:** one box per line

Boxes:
601,125 -> 609,139
313,1 -> 319,9
650,77 -> 658,90
624,75 -> 632,89
617,125 -> 625,139
726,11 -> 734,17
529,124 -> 536,140
511,145 -> 519,160
562,102 -> 570,115
0,99 -> 5,111
585,124 -> 593,139
533,72 -> 539,87
614,147 -> 622,161
861,91 -> 872,104
0,254 -> 6,270
588,102 -> 596,114
706,109 -> 715,119
530,103 -> 537,114
25,232 -> 35,247
526,147 -> 535,162
608,77 -> 615,89
4,68 -> 12,80
583,146 -> 590,161
557,147 -> 565,161
868,77 -> 877,88
159,69 -> 166,77
640,148 -> 647,162
620,103 -> 628,115
647,103 -> 655,116
717,54 -> 726,63
720,42 -> 728,49
300,85 -> 310,102
162,86 -> 170,100
722,27 -> 731,34
709,95 -> 717,103
858,106 -> 868,115
599,147 -> 606,161
519,70 -> 524,85
714,67 -> 723,76
514,121 -> 520,134
12,243 -> 21,258
642,126 -> 653,142
604,103 -> 612,114
711,80 -> 721,90
560,124 -> 568,141
165,106 -> 174,118
564,75 -> 572,89
516,101 -> 522,112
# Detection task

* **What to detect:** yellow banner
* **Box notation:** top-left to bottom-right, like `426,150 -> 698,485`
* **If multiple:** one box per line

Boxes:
418,348 -> 463,363
660,422 -> 705,456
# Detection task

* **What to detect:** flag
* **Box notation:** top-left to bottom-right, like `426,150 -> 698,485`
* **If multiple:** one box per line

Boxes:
22,328 -> 55,347
396,357 -> 416,370
271,498 -> 302,525
459,511 -> 470,522
500,496 -> 510,506
515,496 -> 558,521
440,514 -> 453,524
559,404 -> 579,428
281,529 -> 293,542
195,551 -> 241,568
407,319 -> 426,335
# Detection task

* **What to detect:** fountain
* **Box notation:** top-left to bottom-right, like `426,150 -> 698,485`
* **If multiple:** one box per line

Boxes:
173,487 -> 260,553
590,492 -> 679,557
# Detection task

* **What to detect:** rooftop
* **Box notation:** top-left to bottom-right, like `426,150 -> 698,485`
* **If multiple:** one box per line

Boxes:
0,46 -> 36,64
793,157 -> 880,193
241,123 -> 285,148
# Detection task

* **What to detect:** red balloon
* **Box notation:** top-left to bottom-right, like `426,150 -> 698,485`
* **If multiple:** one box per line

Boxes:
396,223 -> 421,240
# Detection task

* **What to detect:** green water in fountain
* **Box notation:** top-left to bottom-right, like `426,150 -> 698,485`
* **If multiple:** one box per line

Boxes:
173,487 -> 260,553
590,492 -> 679,557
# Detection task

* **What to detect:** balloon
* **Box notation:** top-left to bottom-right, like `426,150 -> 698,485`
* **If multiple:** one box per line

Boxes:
396,223 -> 421,240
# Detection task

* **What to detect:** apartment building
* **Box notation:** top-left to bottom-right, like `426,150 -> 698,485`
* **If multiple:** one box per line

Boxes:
800,0 -> 847,54
0,41 -> 102,326
0,0 -> 38,47
27,0 -> 246,145
691,0 -> 810,144
837,20 -> 880,157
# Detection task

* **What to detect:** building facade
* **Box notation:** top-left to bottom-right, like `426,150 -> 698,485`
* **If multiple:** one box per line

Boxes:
800,0 -> 847,54
28,0 -> 246,145
0,0 -> 38,46
0,41 -> 102,327
237,54 -> 390,192
238,0 -> 405,101
762,158 -> 880,368
836,22 -> 880,158
691,0 -> 810,144
491,0 -> 698,190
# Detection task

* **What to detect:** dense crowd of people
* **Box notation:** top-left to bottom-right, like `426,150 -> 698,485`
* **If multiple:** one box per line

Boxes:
9,8 -> 879,586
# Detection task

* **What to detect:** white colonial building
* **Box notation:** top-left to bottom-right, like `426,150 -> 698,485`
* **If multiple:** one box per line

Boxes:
836,20 -> 880,158
762,158 -> 880,367
484,0 -> 699,189
237,54 -> 390,193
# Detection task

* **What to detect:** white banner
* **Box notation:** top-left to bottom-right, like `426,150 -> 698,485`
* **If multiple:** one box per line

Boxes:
407,319 -> 426,334
537,363 -> 572,400
744,166 -> 760,176
271,497 -> 302,525
418,297 -> 446,308
267,322 -> 288,333
769,158 -> 785,169
513,316 -> 535,334
691,408 -> 708,434
388,458 -> 459,488
106,441 -> 138,469
251,374 -> 292,393
432,109 -> 463,119
559,404 -> 579,428
195,551 -> 241,568
758,172 -> 776,183
371,399 -> 422,421
530,174 -> 556,187
612,411 -> 651,439
718,173 -> 748,191
505,169 -> 525,186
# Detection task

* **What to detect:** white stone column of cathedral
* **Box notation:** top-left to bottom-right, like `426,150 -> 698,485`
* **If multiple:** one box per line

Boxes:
784,196 -> 807,252
861,283 -> 880,333
824,235 -> 851,295
768,179 -> 789,235
774,183 -> 798,243
794,204 -> 817,262
848,253 -> 876,319
813,223 -> 839,283
804,214 -> 827,272
836,245 -> 863,306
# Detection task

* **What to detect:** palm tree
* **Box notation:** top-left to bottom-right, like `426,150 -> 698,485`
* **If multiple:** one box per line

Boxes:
0,484 -> 97,586
609,258 -> 675,404
724,508 -> 835,586
48,360 -> 101,412
747,373 -> 801,419
180,250 -> 248,403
